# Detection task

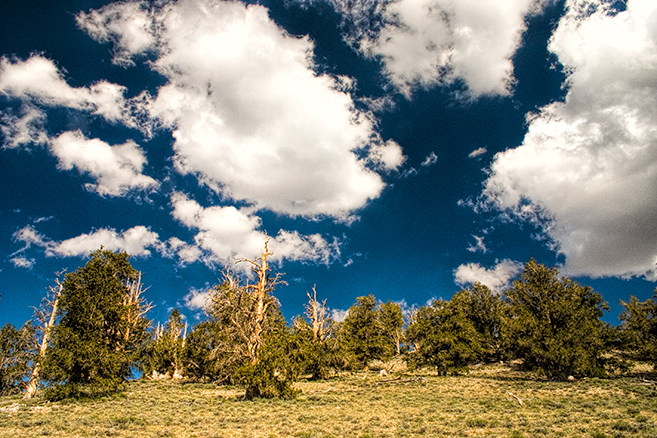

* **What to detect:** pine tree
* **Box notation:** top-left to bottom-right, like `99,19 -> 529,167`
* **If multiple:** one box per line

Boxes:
404,295 -> 483,375
379,301 -> 404,356
505,259 -> 614,379
618,290 -> 657,365
0,323 -> 35,396
42,249 -> 151,400
339,294 -> 390,368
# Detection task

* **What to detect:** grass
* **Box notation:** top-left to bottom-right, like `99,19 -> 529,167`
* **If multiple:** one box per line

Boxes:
1,364 -> 656,437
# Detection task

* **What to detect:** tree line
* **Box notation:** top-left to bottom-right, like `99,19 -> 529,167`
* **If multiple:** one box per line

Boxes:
1,245 -> 656,400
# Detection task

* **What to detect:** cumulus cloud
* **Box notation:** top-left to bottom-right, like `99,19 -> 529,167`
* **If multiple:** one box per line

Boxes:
480,0 -> 657,280
76,2 -> 156,66
0,55 -> 128,123
50,131 -> 158,196
454,259 -> 523,291
78,0 -> 402,219
330,308 -> 349,323
182,287 -> 210,311
334,0 -> 539,97
48,226 -> 162,257
11,224 -> 164,259
171,192 -> 342,266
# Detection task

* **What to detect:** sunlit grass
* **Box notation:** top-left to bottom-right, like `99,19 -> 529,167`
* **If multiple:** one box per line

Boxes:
1,364 -> 656,437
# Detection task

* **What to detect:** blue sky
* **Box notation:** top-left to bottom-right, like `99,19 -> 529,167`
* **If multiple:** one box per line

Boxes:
1,0 -> 656,328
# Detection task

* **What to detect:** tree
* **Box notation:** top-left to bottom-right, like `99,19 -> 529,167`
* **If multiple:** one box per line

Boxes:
505,259 -> 614,379
140,309 -> 187,380
405,295 -> 483,375
24,272 -> 64,399
291,286 -> 342,379
339,294 -> 391,368
205,241 -> 294,399
0,323 -> 35,396
461,283 -> 509,362
379,301 -> 404,356
618,290 -> 657,365
42,249 -> 151,400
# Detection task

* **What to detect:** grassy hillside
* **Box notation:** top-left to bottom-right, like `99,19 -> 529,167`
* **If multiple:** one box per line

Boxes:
1,364 -> 656,437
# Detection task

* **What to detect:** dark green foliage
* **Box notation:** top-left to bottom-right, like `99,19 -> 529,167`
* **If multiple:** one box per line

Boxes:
339,294 -> 391,368
139,309 -> 186,379
236,327 -> 300,400
0,322 -> 35,395
181,320 -> 230,383
505,259 -> 614,379
289,318 -> 345,380
379,301 -> 404,355
461,283 -> 509,362
42,249 -> 150,400
405,295 -> 483,375
618,290 -> 657,365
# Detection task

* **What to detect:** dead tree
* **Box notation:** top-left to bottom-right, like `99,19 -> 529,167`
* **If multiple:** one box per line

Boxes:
207,241 -> 285,364
300,286 -> 332,343
121,272 -> 153,348
23,272 -> 64,399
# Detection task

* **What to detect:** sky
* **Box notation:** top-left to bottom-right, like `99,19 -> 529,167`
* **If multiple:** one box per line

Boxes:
1,0 -> 656,328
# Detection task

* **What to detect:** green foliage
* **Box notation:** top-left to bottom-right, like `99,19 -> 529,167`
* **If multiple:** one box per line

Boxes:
379,301 -> 404,355
338,294 -> 391,368
139,309 -> 186,379
0,322 -> 35,395
464,283 -> 509,362
405,295 -> 483,375
42,249 -> 150,400
505,259 -> 614,379
235,327 -> 300,400
289,318 -> 345,380
618,290 -> 657,365
182,320 -> 236,383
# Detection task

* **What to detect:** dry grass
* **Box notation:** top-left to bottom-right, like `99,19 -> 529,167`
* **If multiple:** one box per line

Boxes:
1,364 -> 656,437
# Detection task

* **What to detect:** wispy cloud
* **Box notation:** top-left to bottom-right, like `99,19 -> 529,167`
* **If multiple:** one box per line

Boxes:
468,147 -> 487,158
421,152 -> 438,167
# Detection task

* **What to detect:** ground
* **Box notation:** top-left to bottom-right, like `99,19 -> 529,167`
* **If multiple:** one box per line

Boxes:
1,364 -> 656,437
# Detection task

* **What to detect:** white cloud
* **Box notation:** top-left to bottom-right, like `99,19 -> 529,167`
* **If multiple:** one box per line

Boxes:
80,0 -> 401,219
468,147 -> 487,158
330,308 -> 349,322
336,0 -> 539,97
182,287 -> 210,311
12,225 -> 49,249
171,192 -> 342,266
466,235 -> 487,254
0,104 -> 48,148
421,152 -> 438,166
50,131 -> 158,196
166,237 -> 203,265
48,226 -> 162,257
76,2 -> 156,66
0,55 -> 127,123
480,0 -> 657,280
10,256 -> 35,269
454,259 -> 523,291
11,224 -> 163,259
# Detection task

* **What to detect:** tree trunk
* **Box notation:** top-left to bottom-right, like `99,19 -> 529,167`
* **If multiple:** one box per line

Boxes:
24,277 -> 62,399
